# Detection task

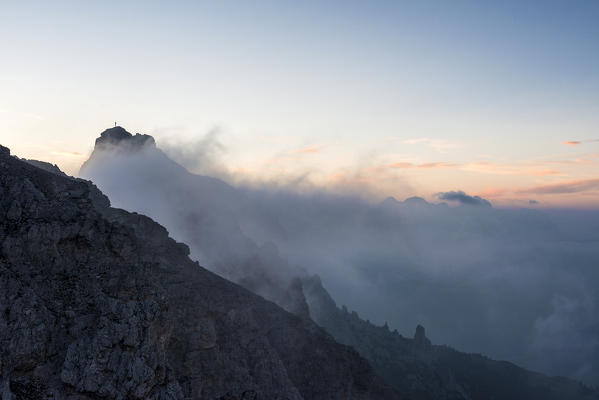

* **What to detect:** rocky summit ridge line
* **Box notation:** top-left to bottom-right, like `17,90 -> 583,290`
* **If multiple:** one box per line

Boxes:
0,143 -> 398,399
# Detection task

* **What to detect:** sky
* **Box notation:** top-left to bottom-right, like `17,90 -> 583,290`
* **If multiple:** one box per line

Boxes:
1,0 -> 598,207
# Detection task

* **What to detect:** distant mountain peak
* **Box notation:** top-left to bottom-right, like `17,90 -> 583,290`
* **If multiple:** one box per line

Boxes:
80,127 -> 158,175
95,126 -> 155,150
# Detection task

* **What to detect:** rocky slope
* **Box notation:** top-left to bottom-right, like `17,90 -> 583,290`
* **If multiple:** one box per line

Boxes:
0,144 -> 399,399
303,275 -> 599,400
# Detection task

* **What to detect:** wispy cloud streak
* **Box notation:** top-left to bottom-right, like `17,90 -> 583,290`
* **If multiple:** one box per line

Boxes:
517,179 -> 599,194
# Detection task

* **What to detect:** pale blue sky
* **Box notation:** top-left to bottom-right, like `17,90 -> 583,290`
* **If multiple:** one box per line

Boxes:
1,0 -> 598,206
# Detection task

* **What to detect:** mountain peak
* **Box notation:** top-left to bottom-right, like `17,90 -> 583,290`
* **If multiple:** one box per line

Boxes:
95,126 -> 155,150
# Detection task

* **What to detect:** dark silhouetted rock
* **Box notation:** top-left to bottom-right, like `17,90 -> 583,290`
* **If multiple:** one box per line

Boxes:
22,159 -> 69,177
413,325 -> 431,350
0,146 -> 399,399
303,275 -> 599,400
96,126 -> 156,149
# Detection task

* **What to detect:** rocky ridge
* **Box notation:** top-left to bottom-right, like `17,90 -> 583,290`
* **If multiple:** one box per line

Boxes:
303,275 -> 599,400
0,144 -> 398,399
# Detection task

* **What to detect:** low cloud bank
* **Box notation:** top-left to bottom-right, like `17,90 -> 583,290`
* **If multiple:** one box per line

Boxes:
79,131 -> 599,385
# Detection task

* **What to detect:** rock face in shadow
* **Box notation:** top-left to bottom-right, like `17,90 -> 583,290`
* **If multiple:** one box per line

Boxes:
0,144 -> 399,399
303,275 -> 599,400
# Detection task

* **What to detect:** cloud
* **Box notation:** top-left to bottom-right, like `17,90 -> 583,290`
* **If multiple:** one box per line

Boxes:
544,156 -> 598,166
158,128 -> 227,174
51,151 -> 85,157
385,161 -> 459,169
517,178 -> 599,195
386,162 -> 415,169
386,160 -> 563,178
404,138 -> 460,153
463,162 -> 562,177
437,190 -> 492,206
78,135 -> 599,386
563,139 -> 599,146
529,199 -> 539,205
532,170 -> 561,176
259,145 -> 326,168
292,145 -> 325,155
474,188 -> 506,198
419,162 -> 460,169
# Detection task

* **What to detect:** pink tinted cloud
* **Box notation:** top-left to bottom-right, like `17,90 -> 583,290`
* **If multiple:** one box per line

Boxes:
292,145 -> 324,155
562,139 -> 599,146
403,138 -> 460,153
474,188 -> 507,198
385,161 -> 459,169
530,170 -> 560,176
419,162 -> 460,169
517,178 -> 599,194
464,162 -> 561,177
52,151 -> 85,157
386,160 -> 561,176
386,162 -> 415,169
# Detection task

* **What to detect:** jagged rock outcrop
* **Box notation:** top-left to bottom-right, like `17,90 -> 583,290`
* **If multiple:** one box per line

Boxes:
22,159 -> 68,177
0,145 -> 399,399
413,325 -> 431,351
92,126 -> 155,151
303,275 -> 599,400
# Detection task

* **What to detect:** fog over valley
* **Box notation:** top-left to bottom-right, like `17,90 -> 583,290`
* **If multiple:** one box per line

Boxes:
80,127 -> 599,386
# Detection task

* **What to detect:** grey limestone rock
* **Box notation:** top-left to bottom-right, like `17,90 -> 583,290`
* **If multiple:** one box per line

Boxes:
0,146 -> 399,400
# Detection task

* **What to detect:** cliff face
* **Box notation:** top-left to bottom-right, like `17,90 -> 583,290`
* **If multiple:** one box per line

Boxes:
0,145 -> 398,399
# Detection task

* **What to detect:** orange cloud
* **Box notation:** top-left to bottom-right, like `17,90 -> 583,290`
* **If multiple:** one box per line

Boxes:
463,162 -> 562,177
52,151 -> 85,157
562,139 -> 599,146
404,138 -> 460,153
474,188 -> 506,198
386,162 -> 415,169
530,170 -> 560,176
293,145 -> 324,155
386,160 -> 560,176
517,178 -> 599,194
544,157 -> 596,166
263,145 -> 325,165
419,162 -> 460,169
385,161 -> 459,169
